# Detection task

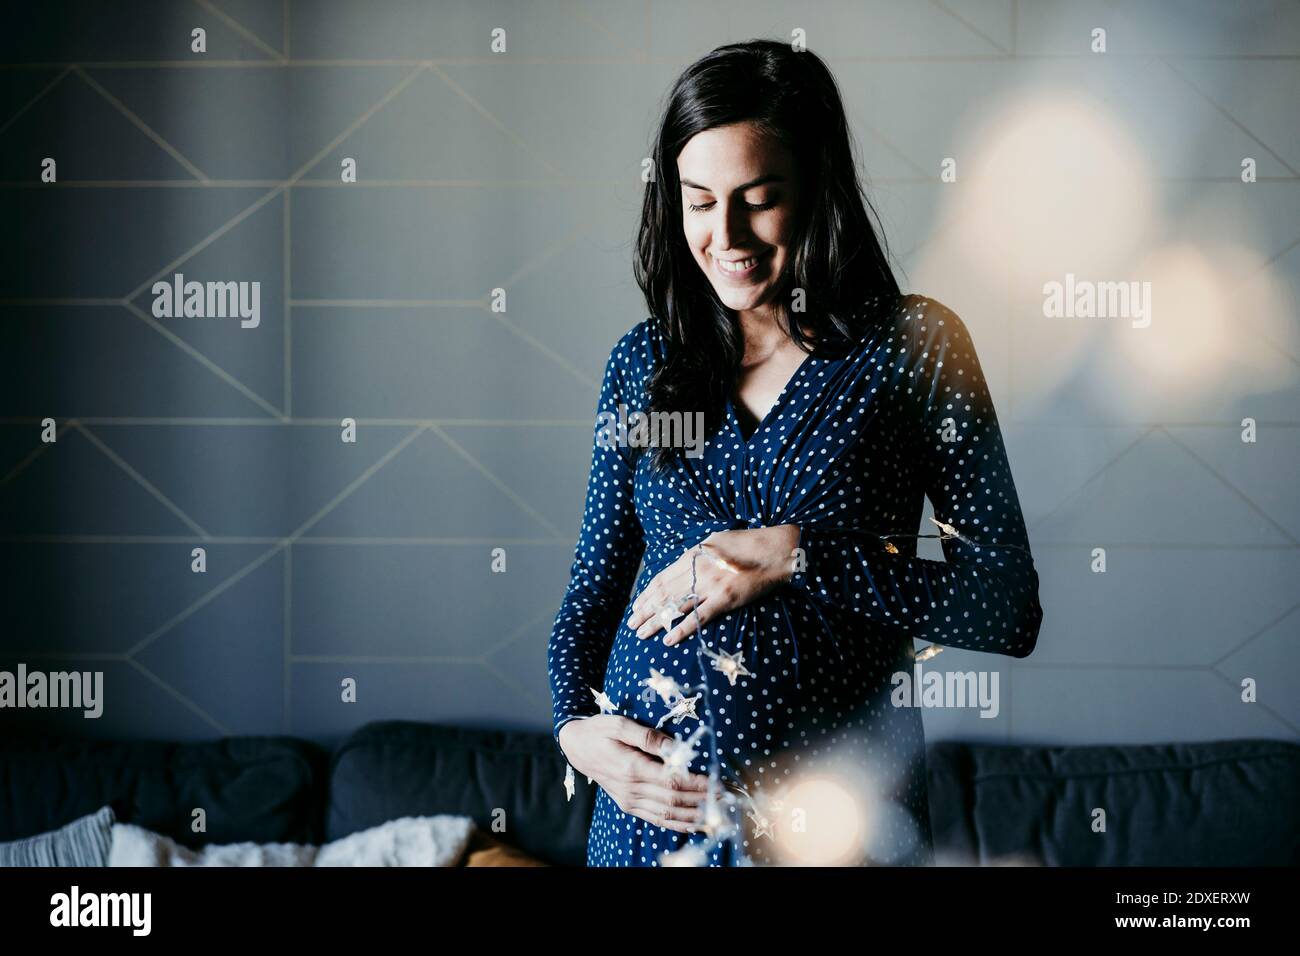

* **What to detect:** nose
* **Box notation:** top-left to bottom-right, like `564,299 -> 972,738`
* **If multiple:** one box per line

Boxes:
713,199 -> 751,252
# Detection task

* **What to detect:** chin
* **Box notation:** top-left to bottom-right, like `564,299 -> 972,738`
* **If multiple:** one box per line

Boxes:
712,285 -> 771,312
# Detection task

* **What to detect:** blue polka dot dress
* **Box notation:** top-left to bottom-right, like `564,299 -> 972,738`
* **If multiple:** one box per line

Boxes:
548,294 -> 1044,866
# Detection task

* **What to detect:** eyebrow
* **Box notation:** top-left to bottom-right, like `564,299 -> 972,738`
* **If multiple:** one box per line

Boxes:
679,174 -> 785,193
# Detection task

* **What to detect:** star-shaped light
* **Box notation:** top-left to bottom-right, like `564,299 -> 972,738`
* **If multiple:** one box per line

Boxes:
743,790 -> 780,842
563,763 -> 576,802
641,668 -> 683,706
748,808 -> 774,840
913,643 -> 945,662
703,645 -> 753,686
589,687 -> 617,714
655,693 -> 701,729
661,736 -> 698,776
660,724 -> 706,776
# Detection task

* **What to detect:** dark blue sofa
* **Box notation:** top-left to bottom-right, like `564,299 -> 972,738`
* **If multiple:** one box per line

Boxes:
1,722 -> 1296,866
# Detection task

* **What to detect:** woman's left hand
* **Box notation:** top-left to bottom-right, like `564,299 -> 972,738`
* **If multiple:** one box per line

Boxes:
626,525 -> 801,647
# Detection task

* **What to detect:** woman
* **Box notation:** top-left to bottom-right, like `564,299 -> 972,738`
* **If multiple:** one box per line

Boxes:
547,39 -> 1043,867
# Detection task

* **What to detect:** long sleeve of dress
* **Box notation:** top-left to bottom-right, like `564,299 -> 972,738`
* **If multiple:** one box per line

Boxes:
547,334 -> 647,743
788,301 -> 1044,658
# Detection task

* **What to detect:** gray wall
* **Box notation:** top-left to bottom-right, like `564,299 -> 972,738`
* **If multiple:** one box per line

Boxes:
1,1 -> 1296,750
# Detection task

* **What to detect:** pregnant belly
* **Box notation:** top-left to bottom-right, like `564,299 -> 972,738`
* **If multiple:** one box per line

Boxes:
601,586 -> 902,776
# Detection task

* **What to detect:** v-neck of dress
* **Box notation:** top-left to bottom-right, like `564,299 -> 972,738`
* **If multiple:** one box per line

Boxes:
726,350 -> 818,446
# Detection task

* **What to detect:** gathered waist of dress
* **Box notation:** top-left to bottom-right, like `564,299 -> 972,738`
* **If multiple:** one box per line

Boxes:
640,514 -> 917,575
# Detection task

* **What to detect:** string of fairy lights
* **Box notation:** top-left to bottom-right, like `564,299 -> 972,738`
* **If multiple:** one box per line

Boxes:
563,514 -> 1036,865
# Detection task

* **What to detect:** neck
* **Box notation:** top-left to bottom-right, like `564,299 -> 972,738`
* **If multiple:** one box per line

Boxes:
735,303 -> 787,353
736,304 -> 817,361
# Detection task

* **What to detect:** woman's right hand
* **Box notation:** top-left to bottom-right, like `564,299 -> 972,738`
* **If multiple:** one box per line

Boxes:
558,715 -> 711,834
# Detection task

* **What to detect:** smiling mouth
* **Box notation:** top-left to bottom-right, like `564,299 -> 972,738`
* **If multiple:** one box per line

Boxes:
712,250 -> 769,278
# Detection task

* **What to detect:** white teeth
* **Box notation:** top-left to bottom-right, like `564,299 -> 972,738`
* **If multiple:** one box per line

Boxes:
718,256 -> 758,272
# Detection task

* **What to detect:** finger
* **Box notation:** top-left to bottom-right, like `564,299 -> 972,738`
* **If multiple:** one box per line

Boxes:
635,564 -> 713,639
637,800 -> 704,827
627,572 -> 674,630
663,595 -> 719,646
628,803 -> 705,833
630,783 -> 708,811
631,599 -> 671,639
612,728 -> 711,795
654,765 -> 711,792
635,592 -> 706,640
625,582 -> 661,630
613,719 -> 677,761
631,583 -> 679,638
626,551 -> 703,627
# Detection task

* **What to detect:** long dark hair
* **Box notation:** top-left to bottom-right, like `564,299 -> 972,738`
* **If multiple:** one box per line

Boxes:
633,38 -> 903,472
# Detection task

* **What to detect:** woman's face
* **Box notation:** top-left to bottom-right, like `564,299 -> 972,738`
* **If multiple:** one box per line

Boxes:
676,122 -> 799,318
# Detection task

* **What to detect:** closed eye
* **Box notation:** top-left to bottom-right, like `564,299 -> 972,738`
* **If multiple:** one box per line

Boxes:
687,200 -> 775,212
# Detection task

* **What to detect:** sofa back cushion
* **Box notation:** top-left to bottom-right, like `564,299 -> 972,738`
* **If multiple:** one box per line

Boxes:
926,738 -> 1300,866
0,735 -> 329,846
326,721 -> 594,866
